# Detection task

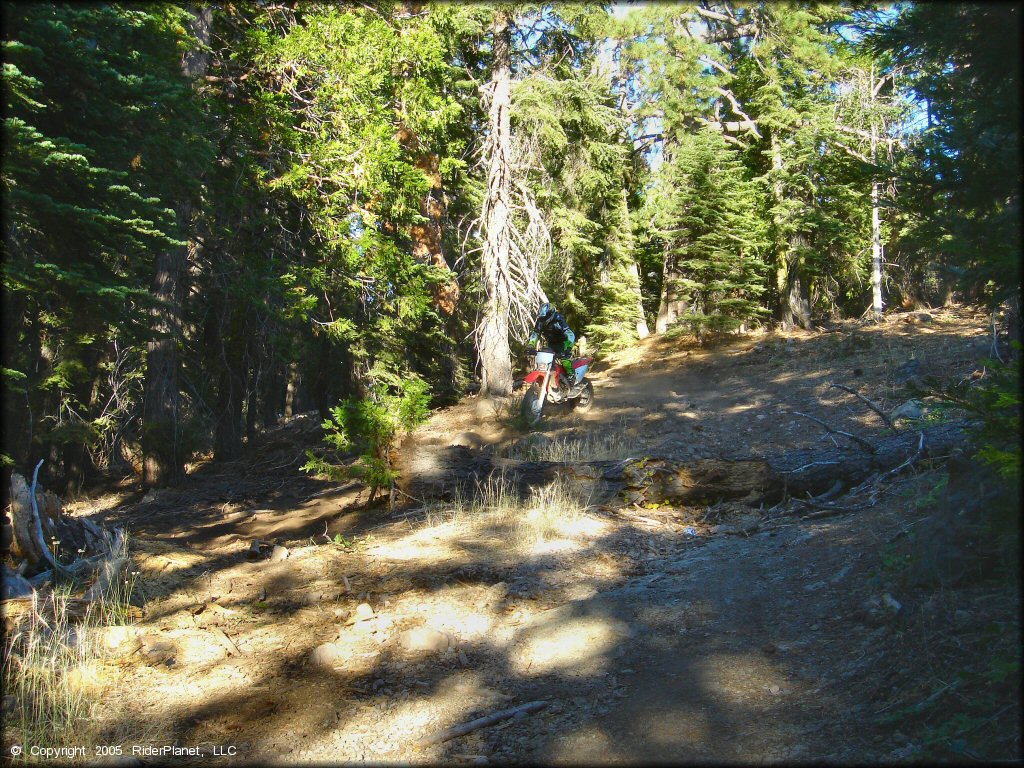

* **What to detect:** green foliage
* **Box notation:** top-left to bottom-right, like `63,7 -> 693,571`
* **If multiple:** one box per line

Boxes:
926,347 -> 1021,483
871,4 -> 1021,304
649,129 -> 769,338
2,3 -> 211,477
3,1 -> 1019,508
302,370 -> 431,497
882,644 -> 1022,761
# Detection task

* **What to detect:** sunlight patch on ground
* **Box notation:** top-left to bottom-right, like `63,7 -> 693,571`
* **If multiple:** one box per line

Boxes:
511,611 -> 631,677
370,477 -> 604,565
399,595 -> 498,643
365,524 -> 459,562
518,513 -> 610,555
693,653 -> 789,703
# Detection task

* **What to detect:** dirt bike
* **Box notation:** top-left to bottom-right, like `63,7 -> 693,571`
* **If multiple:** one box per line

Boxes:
520,346 -> 594,425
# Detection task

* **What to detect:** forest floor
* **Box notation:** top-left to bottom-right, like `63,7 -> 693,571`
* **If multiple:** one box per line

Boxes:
48,305 -> 1020,764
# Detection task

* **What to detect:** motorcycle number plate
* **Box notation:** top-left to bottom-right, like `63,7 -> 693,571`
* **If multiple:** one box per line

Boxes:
535,351 -> 554,366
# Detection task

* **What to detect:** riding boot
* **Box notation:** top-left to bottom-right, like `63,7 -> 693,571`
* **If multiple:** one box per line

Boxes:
562,364 -> 577,390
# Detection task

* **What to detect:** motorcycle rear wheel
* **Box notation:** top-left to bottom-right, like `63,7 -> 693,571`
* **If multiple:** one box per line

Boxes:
521,383 -> 544,425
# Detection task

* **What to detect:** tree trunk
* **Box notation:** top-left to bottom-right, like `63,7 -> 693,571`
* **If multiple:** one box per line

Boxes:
782,233 -> 813,330
245,365 -> 258,445
142,232 -> 188,486
260,359 -> 281,428
870,66 -> 883,318
628,260 -> 650,340
871,179 -> 883,317
656,244 -> 689,334
142,5 -> 212,487
779,248 -> 813,330
395,3 -> 458,315
213,317 -> 244,462
284,361 -> 300,419
1003,291 -> 1021,356
769,133 -> 812,331
478,10 -> 514,397
619,187 -> 649,339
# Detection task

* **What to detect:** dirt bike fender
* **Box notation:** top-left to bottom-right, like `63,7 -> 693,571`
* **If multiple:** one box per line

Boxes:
572,357 -> 593,380
523,370 -> 547,385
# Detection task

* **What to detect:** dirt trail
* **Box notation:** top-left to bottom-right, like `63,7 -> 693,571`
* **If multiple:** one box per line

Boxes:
59,306 -> 1019,764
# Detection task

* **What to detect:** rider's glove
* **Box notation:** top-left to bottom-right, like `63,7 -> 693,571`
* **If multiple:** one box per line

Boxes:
527,333 -> 538,347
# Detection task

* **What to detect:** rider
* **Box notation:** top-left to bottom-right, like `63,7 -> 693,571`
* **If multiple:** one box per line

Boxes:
527,301 -> 579,390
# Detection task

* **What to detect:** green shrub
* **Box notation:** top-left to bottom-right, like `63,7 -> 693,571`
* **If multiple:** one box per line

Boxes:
302,370 -> 431,500
924,343 -> 1020,483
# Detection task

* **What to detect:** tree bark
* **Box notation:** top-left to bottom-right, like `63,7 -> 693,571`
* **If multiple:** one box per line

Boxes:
870,63 -> 884,318
142,5 -> 212,487
284,361 -> 300,419
213,316 -> 244,462
656,243 -> 689,334
620,187 -> 649,339
782,233 -> 813,330
395,3 -> 459,315
1004,292 -> 1021,354
142,229 -> 188,486
478,9 -> 514,397
770,134 -> 812,331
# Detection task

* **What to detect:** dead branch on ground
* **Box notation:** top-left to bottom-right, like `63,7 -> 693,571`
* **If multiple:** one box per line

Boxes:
829,383 -> 896,430
415,700 -> 549,748
792,411 -> 876,454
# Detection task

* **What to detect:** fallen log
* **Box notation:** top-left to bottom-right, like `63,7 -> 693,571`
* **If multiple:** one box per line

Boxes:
770,420 -> 966,498
401,420 -> 970,508
5,467 -> 130,619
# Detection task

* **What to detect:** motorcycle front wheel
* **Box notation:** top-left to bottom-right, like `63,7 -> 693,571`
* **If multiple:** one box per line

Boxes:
521,383 -> 544,426
574,380 -> 594,412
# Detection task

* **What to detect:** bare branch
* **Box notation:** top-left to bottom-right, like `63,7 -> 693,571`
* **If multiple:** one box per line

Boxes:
715,87 -> 762,138
702,118 -> 759,134
706,24 -> 758,42
30,461 -> 72,578
792,411 -> 876,454
828,383 -> 895,430
871,72 -> 893,98
694,6 -> 737,25
831,138 -> 871,163
699,54 -> 733,79
834,124 -> 900,146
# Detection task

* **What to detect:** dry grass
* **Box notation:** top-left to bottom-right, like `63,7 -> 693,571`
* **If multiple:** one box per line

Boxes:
490,392 -> 533,431
421,472 -> 595,553
2,534 -> 138,762
501,421 -> 636,463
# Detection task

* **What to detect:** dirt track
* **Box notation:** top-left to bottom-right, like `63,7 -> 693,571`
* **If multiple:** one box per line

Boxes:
61,306 -> 1019,764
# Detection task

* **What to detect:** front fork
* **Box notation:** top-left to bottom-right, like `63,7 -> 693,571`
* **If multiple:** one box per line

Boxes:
537,368 -> 551,412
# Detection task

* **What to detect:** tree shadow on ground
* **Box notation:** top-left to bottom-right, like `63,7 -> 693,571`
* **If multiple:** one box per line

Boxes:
88,313 -> 1015,763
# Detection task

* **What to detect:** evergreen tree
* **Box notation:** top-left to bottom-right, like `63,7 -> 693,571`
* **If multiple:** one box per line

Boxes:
2,3 -> 210,487
871,3 -> 1021,334
650,128 -> 768,339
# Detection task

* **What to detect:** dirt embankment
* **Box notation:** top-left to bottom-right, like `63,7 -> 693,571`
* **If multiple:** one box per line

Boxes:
14,306 -> 1017,765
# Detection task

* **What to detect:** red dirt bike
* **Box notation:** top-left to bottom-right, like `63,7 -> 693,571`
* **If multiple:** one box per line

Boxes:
520,347 -> 594,425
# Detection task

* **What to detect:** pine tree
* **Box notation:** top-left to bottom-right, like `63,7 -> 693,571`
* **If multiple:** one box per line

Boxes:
651,129 -> 768,340
2,3 -> 210,486
871,3 -> 1021,337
